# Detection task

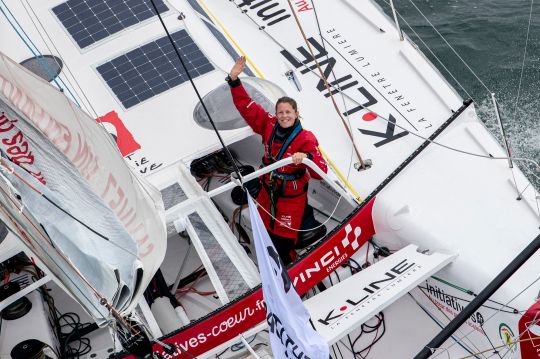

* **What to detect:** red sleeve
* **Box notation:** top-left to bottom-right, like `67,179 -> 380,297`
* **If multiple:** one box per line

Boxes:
231,83 -> 274,136
297,131 -> 327,180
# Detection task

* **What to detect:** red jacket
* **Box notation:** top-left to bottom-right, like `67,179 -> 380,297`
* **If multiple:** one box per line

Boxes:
231,83 -> 327,239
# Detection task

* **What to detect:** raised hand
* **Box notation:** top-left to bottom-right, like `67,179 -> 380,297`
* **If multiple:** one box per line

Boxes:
229,56 -> 246,80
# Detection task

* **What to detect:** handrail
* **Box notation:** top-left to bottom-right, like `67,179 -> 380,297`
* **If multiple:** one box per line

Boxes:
206,158 -> 360,207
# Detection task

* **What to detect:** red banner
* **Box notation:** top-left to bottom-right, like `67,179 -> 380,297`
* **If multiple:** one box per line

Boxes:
96,111 -> 140,157
519,301 -> 540,358
125,198 -> 376,358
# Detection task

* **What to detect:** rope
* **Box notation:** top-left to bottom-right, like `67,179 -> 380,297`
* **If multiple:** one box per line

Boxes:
417,289 -> 487,357
456,324 -> 540,359
0,0 -> 83,107
379,0 -> 473,100
1,1 -> 157,208
179,8 -> 361,200
20,0 -> 99,118
228,0 -> 540,190
494,312 -> 540,358
382,0 -> 539,197
430,277 -> 520,314
432,274 -> 540,356
251,186 -> 345,233
149,0 -> 243,183
285,0 -> 368,170
408,292 -> 483,358
407,0 -> 493,94
0,196 -> 134,333
513,0 -> 535,114
310,0 -> 359,189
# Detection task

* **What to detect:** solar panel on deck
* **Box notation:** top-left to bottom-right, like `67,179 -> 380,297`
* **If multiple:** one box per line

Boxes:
52,0 -> 169,49
96,30 -> 214,108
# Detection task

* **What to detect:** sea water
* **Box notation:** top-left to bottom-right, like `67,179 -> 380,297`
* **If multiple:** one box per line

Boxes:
375,0 -> 540,190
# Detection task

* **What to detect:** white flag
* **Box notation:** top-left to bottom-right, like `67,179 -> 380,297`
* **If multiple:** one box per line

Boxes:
248,194 -> 329,359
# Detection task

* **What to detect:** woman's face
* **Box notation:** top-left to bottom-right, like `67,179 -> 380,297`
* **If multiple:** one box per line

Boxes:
276,102 -> 298,128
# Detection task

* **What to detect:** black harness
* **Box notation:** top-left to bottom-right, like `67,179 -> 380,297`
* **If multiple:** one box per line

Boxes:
262,121 -> 307,229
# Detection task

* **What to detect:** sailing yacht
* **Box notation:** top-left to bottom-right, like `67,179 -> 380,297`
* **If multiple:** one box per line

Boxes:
0,0 -> 538,358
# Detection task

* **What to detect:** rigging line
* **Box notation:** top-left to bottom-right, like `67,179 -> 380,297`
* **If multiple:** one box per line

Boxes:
310,0 -> 351,130
392,0 -> 526,196
321,36 -> 540,180
407,293 -> 479,359
16,0 -> 158,203
177,14 -> 251,244
497,314 -> 540,359
20,0 -> 99,118
318,34 -> 419,133
252,186 -> 345,232
0,158 -> 141,269
513,0 -> 534,115
196,0 -> 265,78
311,0 -> 358,187
149,0 -> 243,182
457,334 -> 540,359
479,326 -> 502,359
416,288 -> 488,359
427,276 -> 521,313
406,0 -> 493,95
227,1 -> 540,180
285,0 -> 367,170
196,2 -> 360,195
0,146 -> 139,258
0,10 -> 152,211
378,0 -> 473,100
41,194 -> 139,258
437,273 -> 540,355
417,286 -> 521,315
0,201 -> 124,328
0,2 -> 62,91
0,0 -> 82,108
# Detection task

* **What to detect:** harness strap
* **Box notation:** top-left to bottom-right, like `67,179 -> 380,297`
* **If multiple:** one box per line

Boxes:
265,120 -> 304,230
267,120 -> 303,162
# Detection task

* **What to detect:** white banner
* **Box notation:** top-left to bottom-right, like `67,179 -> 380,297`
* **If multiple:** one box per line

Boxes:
306,244 -> 456,344
248,194 -> 329,359
0,52 -> 166,322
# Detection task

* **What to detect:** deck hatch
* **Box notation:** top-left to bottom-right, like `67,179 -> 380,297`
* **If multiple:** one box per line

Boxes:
52,0 -> 169,49
96,29 -> 214,108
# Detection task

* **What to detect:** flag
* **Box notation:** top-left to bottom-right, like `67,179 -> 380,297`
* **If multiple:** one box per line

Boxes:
248,194 -> 329,359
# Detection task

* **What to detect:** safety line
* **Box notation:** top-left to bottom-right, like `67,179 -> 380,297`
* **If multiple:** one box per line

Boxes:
434,274 -> 540,355
20,0 -> 98,118
285,0 -> 368,170
227,0 -> 540,189
0,0 -> 82,107
196,0 -> 265,79
407,0 -> 493,94
182,3 -> 361,207
513,0 -> 535,115
319,147 -> 362,201
149,0 -> 243,182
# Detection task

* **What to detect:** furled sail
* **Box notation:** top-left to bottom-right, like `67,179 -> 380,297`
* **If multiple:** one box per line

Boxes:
0,52 -> 166,326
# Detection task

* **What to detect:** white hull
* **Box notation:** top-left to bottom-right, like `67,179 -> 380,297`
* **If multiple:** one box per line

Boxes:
0,0 -> 538,358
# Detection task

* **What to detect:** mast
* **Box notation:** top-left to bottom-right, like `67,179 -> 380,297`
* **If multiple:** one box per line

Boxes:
414,232 -> 540,358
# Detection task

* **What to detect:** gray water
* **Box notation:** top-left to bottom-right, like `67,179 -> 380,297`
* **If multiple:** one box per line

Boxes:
375,0 -> 540,189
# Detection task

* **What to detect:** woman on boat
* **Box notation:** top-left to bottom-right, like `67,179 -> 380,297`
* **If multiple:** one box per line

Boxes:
227,56 -> 328,265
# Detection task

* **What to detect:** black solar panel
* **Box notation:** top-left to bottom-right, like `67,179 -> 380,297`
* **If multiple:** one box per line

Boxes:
52,0 -> 169,49
96,30 -> 214,108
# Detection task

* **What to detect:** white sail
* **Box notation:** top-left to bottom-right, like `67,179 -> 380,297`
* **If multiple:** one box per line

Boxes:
0,52 -> 166,325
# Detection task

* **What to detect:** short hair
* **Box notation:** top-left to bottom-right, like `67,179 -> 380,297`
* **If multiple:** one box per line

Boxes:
275,96 -> 298,112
